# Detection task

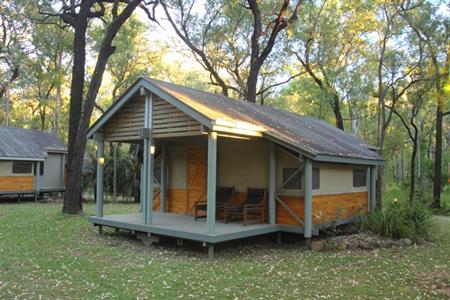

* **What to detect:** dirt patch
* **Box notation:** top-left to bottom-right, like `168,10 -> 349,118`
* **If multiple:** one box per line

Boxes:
311,233 -> 427,252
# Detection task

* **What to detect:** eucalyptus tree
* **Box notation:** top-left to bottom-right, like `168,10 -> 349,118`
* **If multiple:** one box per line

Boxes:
371,0 -> 424,207
401,0 -> 449,208
291,0 -> 374,131
39,0 -> 158,214
0,1 -> 31,125
19,22 -> 72,131
160,0 -> 304,103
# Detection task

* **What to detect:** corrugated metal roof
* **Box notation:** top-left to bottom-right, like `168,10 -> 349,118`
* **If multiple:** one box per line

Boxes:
0,127 -> 66,160
144,78 -> 382,161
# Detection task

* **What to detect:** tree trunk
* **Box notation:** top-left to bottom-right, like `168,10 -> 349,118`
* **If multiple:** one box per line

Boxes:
332,93 -> 344,130
433,108 -> 442,208
62,8 -> 89,214
54,53 -> 62,138
62,0 -> 142,214
409,138 -> 417,204
245,64 -> 260,103
5,96 -> 10,127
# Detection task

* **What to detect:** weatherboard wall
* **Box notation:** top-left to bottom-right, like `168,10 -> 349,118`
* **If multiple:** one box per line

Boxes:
147,138 -> 369,225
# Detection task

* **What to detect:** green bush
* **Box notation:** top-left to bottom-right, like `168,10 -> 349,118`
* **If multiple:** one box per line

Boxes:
358,201 -> 431,241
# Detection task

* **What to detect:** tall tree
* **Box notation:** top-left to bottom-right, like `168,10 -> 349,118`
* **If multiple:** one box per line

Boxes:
0,1 -> 30,125
161,0 -> 303,103
40,0 -> 156,214
401,1 -> 450,208
373,0 -> 422,207
292,0 -> 374,131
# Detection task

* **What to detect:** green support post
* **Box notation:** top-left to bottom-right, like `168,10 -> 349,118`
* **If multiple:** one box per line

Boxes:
370,166 -> 377,212
142,88 -> 153,224
95,133 -> 104,218
147,139 -> 154,224
35,161 -> 41,202
60,155 -> 65,189
206,131 -> 217,234
139,163 -> 144,213
304,158 -> 312,241
160,144 -> 167,212
268,142 -> 276,224
142,139 -> 149,223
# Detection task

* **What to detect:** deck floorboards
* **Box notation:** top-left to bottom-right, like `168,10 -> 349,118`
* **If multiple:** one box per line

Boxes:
89,212 -> 285,243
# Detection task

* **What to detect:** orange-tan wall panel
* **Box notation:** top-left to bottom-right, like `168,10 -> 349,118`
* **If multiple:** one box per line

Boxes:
0,176 -> 34,192
276,192 -> 368,225
166,188 -> 188,214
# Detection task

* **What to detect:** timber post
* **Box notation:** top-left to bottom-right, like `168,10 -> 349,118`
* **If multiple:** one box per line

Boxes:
34,161 -> 41,202
160,144 -> 167,212
208,244 -> 214,259
139,163 -> 144,213
141,87 -> 154,225
304,158 -> 313,245
268,142 -> 276,225
206,131 -> 217,234
95,133 -> 104,218
369,166 -> 377,212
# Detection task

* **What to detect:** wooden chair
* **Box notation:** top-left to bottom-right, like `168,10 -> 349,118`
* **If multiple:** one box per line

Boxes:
224,187 -> 267,226
194,186 -> 235,221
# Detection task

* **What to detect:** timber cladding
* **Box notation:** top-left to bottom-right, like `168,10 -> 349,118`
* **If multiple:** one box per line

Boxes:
0,176 -> 34,192
101,96 -> 145,142
276,192 -> 368,225
152,96 -> 203,138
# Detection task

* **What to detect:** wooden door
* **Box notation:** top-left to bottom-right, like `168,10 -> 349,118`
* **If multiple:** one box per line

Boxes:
186,148 -> 207,214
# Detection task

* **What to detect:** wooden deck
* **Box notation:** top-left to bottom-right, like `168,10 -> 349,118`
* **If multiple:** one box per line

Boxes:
89,212 -> 311,244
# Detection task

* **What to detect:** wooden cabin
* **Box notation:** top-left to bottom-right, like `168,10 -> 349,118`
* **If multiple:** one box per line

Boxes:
0,127 -> 66,200
87,77 -> 383,257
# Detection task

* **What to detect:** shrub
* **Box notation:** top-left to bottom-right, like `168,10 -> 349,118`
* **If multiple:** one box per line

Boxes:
358,201 -> 431,241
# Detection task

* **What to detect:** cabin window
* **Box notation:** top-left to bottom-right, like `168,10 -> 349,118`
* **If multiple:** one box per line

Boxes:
282,168 -> 301,189
312,168 -> 320,190
353,168 -> 367,187
12,162 -> 33,174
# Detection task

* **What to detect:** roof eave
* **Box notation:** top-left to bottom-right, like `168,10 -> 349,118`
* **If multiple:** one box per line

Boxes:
314,154 -> 384,166
0,156 -> 45,161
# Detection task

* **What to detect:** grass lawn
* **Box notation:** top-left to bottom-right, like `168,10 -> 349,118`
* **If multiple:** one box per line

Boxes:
1,202 -> 449,299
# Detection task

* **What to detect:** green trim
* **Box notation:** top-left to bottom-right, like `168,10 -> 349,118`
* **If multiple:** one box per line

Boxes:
0,157 -> 45,161
139,163 -> 144,213
206,132 -> 217,234
315,154 -> 383,166
95,138 -> 104,218
303,158 -> 313,238
369,166 -> 377,212
268,142 -> 276,225
35,161 -> 41,193
160,145 -> 167,212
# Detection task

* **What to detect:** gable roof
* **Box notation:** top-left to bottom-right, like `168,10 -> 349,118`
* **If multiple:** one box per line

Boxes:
88,77 -> 382,165
0,127 -> 66,161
